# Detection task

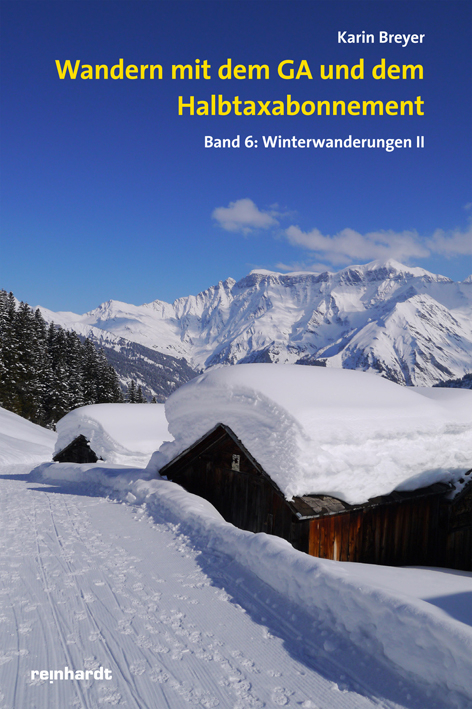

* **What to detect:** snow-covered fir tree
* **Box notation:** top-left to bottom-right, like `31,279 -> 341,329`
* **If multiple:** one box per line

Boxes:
0,290 -> 123,427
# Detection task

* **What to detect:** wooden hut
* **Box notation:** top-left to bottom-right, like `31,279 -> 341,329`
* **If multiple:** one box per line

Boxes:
53,434 -> 100,463
160,423 -> 472,571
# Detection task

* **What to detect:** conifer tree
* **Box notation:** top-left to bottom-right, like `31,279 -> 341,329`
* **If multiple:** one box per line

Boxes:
127,380 -> 137,403
0,291 -> 124,426
0,292 -> 20,410
0,291 -> 9,407
81,338 -> 99,405
14,302 -> 42,421
66,331 -> 85,410
47,326 -> 72,423
135,385 -> 147,403
32,308 -> 53,424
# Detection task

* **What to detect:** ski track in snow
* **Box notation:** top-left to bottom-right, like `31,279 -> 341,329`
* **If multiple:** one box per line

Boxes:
0,465 -> 462,709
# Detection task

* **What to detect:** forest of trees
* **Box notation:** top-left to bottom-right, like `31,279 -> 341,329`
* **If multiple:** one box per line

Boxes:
0,290 -> 125,428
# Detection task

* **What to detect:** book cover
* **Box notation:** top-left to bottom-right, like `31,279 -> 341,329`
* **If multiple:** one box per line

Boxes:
1,2 -> 472,707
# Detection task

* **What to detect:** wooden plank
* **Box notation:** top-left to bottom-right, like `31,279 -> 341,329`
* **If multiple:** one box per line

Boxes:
392,503 -> 403,565
319,518 -> 329,559
309,519 -> 320,557
375,507 -> 386,565
383,504 -> 395,565
332,514 -> 343,561
418,499 -> 431,564
403,501 -> 415,565
432,497 -> 447,567
373,509 -> 382,563
453,530 -> 463,570
290,519 -> 309,554
445,528 -> 456,569
348,512 -> 361,562
360,509 -> 374,564
399,503 -> 411,563
340,513 -> 350,561
325,516 -> 335,559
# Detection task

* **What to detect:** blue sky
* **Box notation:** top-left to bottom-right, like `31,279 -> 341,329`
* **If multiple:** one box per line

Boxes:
1,0 -> 471,312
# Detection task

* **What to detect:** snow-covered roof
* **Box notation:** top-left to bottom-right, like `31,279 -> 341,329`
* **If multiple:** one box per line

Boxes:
55,403 -> 171,467
149,364 -> 472,505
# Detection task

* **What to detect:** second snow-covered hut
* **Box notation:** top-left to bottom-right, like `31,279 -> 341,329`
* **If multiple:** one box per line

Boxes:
54,403 -> 171,467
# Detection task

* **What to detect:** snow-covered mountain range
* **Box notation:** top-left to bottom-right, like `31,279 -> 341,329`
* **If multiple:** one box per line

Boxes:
39,259 -> 472,388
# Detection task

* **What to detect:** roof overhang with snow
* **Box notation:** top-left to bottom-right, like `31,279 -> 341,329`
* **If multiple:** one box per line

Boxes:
158,421 -> 454,519
149,364 -> 472,505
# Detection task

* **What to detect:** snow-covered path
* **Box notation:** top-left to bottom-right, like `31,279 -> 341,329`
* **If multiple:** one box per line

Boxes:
0,465 -> 460,709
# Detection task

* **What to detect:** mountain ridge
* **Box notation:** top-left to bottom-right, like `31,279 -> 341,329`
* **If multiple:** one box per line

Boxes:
37,259 -> 472,389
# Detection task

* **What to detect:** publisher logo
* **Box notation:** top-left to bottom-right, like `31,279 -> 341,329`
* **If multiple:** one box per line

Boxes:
31,666 -> 112,683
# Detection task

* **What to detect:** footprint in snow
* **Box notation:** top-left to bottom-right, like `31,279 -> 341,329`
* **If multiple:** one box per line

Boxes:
97,686 -> 122,705
271,687 -> 292,705
149,668 -> 169,683
134,635 -> 152,649
130,660 -> 146,676
152,643 -> 170,654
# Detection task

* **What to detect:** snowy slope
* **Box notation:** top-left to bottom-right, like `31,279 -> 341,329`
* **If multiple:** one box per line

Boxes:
55,403 -> 172,466
149,364 -> 472,504
0,406 -> 56,464
38,259 -> 472,387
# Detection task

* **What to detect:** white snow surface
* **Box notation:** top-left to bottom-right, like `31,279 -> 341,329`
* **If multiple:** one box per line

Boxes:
148,364 -> 472,504
34,460 -> 472,707
1,409 -> 472,706
0,406 -> 56,464
55,403 -> 171,466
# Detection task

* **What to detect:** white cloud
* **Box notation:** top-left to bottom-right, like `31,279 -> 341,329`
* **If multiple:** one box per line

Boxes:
285,226 -> 429,264
427,225 -> 472,256
212,199 -> 279,234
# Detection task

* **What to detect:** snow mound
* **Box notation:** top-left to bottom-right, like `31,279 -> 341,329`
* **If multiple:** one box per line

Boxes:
149,364 -> 472,504
55,403 -> 171,466
0,406 -> 56,464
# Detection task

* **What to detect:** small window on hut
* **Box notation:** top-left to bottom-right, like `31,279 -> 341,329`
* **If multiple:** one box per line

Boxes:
231,454 -> 240,471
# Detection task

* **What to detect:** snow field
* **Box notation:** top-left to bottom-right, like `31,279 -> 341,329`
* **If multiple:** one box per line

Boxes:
0,463 -> 442,709
2,404 -> 472,706
37,461 -> 472,707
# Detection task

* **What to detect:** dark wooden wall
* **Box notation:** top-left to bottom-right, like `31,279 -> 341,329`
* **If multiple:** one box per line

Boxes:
441,484 -> 472,571
308,495 -> 444,566
53,435 -> 99,463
